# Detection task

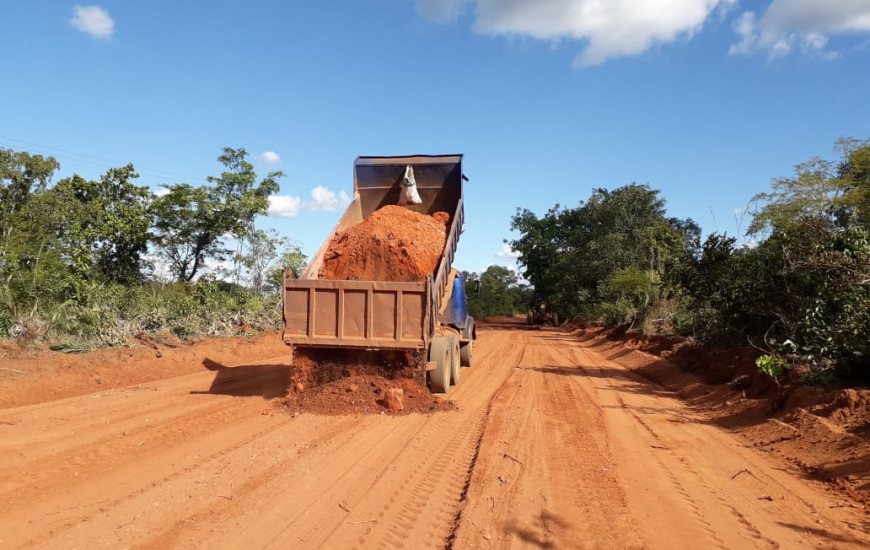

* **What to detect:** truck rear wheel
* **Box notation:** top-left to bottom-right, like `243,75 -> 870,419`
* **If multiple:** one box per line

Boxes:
428,336 -> 451,394
527,311 -> 534,325
552,313 -> 560,327
448,334 -> 461,386
460,340 -> 473,368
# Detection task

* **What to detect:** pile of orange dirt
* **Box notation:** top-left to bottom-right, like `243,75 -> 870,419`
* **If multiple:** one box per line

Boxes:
284,374 -> 455,415
319,205 -> 449,282
286,348 -> 455,415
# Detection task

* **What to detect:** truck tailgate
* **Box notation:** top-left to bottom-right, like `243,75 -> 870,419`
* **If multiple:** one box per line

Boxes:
282,279 -> 429,350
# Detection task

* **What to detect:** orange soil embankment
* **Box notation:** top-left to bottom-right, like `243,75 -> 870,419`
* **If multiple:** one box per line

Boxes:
0,331 -> 290,409
319,205 -> 449,282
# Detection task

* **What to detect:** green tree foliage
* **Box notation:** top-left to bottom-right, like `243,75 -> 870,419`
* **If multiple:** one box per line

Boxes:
510,184 -> 696,317
677,139 -> 870,379
766,218 -> 870,378
267,245 -> 308,293
465,266 -> 532,319
1,189 -> 72,307
749,138 -> 870,235
598,267 -> 658,325
0,148 -> 60,234
151,148 -> 283,282
833,139 -> 870,227
234,228 -> 307,295
0,146 -> 298,347
1,150 -> 68,312
53,165 -> 153,285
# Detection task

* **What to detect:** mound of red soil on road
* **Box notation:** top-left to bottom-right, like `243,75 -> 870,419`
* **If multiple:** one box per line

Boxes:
319,205 -> 449,282
284,375 -> 454,415
285,347 -> 454,415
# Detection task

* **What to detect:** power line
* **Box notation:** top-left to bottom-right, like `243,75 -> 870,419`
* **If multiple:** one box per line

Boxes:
0,135 -> 212,185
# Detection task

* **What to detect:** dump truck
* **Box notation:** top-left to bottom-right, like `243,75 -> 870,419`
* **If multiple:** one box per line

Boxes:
282,155 -> 476,394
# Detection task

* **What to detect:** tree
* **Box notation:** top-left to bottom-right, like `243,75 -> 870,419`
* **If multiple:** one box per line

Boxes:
0,148 -> 60,228
53,165 -> 152,285
208,148 -> 283,286
466,265 -> 532,319
834,141 -> 870,227
267,245 -> 308,293
508,205 -> 572,298
1,149 -> 61,266
510,184 -> 693,316
236,229 -> 306,295
0,189 -> 73,307
151,148 -> 283,282
748,138 -> 870,235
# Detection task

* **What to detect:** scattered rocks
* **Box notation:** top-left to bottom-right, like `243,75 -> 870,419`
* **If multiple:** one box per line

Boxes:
385,387 -> 405,411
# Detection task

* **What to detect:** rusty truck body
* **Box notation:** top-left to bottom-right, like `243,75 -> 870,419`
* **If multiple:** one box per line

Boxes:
281,154 -> 476,393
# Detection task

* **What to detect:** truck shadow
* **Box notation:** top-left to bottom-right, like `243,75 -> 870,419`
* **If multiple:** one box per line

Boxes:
191,358 -> 292,399
504,511 -> 568,549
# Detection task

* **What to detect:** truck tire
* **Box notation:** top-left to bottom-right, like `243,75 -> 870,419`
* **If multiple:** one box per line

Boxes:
527,311 -> 534,325
428,336 -> 451,394
460,340 -> 473,368
448,334 -> 461,386
552,313 -> 560,327
460,319 -> 474,368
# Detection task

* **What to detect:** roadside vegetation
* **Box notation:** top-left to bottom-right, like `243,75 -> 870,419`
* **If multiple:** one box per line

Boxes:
0,147 -> 305,350
506,138 -> 870,382
462,265 -> 534,319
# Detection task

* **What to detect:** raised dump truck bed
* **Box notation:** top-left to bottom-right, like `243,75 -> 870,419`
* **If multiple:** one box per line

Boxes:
282,154 -> 474,393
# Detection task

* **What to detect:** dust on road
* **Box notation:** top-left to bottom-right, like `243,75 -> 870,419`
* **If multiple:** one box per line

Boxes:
0,323 -> 867,549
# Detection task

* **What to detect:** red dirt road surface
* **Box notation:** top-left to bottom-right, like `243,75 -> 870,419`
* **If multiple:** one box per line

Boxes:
1,321 -> 868,549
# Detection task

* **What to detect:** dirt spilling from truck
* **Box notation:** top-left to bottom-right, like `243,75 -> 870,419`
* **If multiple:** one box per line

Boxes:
319,205 -> 450,282
284,374 -> 454,415
286,348 -> 454,414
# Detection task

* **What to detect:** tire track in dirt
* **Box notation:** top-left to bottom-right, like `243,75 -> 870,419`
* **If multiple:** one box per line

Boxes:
452,333 -> 647,549
563,332 -> 868,549
610,386 -> 779,550
1,397 -> 256,505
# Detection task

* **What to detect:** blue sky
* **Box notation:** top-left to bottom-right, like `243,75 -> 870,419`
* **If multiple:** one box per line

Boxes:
2,1 -> 869,275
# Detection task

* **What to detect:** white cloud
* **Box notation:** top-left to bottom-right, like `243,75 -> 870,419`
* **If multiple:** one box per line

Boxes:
268,195 -> 302,218
495,243 -> 520,259
730,1 -> 870,60
417,0 -> 735,66
153,187 -> 170,197
261,151 -> 281,164
302,186 -> 351,212
267,187 -> 351,217
69,5 -> 114,40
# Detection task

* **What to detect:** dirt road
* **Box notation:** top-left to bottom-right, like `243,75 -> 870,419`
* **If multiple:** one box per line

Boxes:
1,323 -> 867,549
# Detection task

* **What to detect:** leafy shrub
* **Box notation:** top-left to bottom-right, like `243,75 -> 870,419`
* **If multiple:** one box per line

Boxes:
755,354 -> 791,378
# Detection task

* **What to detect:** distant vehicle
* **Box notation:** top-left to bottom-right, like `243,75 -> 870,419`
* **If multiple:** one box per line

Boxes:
527,293 -> 559,327
281,155 -> 475,394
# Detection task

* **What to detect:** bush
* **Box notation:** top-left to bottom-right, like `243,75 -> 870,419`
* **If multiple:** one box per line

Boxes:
0,278 -> 284,349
